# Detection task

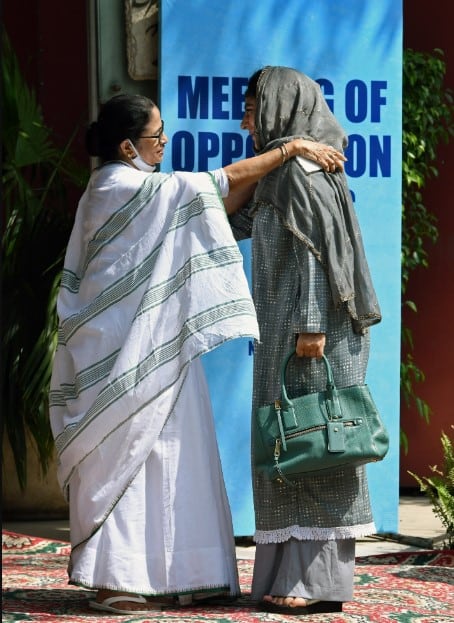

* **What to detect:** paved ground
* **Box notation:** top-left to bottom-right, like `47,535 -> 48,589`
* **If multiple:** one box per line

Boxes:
3,495 -> 447,559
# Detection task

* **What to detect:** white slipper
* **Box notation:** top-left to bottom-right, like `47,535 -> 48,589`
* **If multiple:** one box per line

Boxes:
89,594 -> 165,614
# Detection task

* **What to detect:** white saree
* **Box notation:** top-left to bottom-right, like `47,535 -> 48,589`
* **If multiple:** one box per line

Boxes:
49,162 -> 259,595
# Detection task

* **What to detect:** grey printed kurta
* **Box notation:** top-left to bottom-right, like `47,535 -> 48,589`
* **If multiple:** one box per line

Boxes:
229,66 -> 381,545
230,196 -> 375,542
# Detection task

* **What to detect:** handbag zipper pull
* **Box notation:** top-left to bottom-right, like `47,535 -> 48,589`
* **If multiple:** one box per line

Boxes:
275,400 -> 288,451
274,438 -> 283,484
274,438 -> 281,460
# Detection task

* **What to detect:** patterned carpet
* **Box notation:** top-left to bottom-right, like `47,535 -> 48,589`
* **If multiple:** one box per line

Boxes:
2,530 -> 454,622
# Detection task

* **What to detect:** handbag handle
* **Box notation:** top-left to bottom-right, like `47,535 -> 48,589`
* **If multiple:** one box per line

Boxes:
280,349 -> 342,420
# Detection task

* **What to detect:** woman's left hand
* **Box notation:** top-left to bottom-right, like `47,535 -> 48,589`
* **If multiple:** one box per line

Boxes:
297,139 -> 346,172
296,332 -> 326,358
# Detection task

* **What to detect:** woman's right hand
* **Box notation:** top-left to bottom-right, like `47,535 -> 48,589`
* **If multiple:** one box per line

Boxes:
291,139 -> 346,172
223,137 -> 346,194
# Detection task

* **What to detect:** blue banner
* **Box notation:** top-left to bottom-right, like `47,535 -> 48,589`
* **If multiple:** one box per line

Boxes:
161,0 -> 402,535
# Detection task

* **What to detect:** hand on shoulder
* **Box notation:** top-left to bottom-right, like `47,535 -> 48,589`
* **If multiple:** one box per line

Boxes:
289,139 -> 346,172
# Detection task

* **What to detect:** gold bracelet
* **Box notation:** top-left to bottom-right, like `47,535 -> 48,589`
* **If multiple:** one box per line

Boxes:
279,144 -> 289,166
279,143 -> 289,166
278,145 -> 286,166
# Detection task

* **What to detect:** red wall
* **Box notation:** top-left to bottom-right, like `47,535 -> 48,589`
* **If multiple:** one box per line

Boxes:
3,1 -> 89,163
3,1 -> 453,488
400,0 -> 454,486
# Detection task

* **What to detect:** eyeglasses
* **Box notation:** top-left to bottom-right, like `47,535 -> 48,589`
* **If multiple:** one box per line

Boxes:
139,121 -> 165,142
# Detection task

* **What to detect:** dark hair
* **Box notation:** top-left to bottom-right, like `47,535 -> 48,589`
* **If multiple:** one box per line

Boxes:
245,69 -> 262,98
85,94 -> 156,162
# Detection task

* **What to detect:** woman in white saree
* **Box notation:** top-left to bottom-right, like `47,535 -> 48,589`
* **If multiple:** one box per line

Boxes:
49,94 -> 344,615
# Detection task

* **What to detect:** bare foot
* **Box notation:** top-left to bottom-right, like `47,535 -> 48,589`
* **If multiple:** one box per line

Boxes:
263,595 -> 313,608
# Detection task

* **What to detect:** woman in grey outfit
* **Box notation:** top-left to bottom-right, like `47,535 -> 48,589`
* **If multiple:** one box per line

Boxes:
227,66 -> 382,615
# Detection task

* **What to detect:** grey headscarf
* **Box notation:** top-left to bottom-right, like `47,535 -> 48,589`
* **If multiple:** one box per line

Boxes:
252,66 -> 381,333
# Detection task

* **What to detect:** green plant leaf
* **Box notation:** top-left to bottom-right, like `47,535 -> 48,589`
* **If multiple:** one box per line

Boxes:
401,48 -> 453,447
1,27 -> 89,489
408,427 -> 454,548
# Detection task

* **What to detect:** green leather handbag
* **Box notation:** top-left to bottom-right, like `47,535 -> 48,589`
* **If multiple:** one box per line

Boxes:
253,349 -> 389,485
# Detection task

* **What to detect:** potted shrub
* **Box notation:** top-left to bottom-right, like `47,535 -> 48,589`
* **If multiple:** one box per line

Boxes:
409,427 -> 454,549
1,29 -> 88,511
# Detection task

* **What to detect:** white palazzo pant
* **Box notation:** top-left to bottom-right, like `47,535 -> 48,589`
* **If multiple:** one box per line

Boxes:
69,358 -> 240,597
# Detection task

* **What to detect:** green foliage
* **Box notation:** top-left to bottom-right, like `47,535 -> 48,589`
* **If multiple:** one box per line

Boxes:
1,29 -> 89,489
401,48 -> 454,449
408,427 -> 454,549
402,48 -> 453,290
